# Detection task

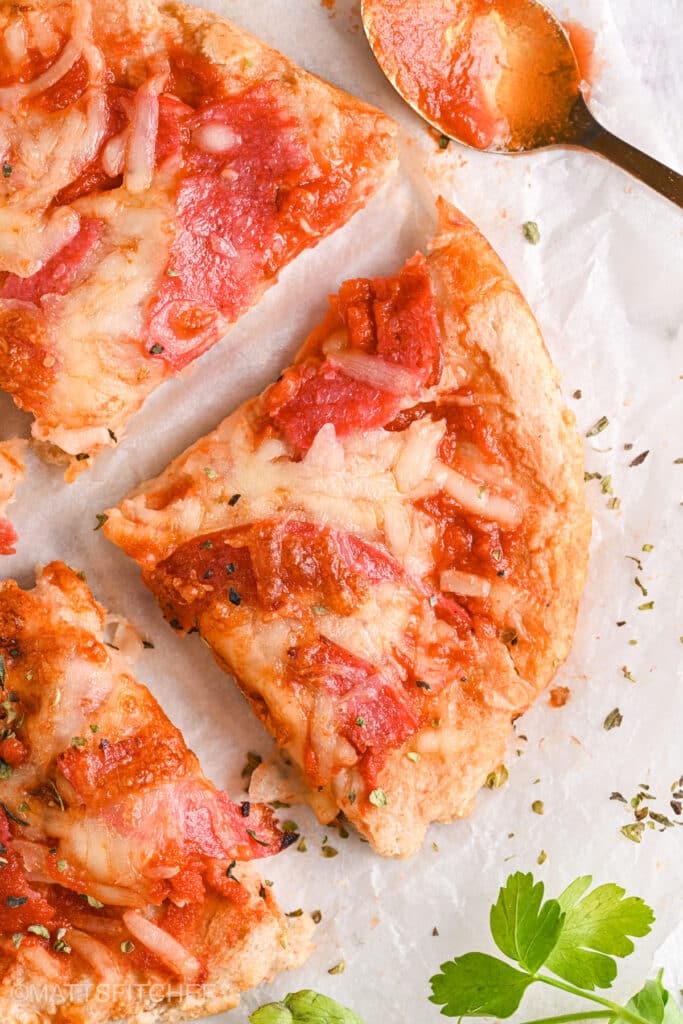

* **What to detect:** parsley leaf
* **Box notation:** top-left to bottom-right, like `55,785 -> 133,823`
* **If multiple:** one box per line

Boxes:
625,972 -> 683,1024
545,877 -> 654,990
430,953 -> 534,1017
250,990 -> 364,1023
428,871 -> 669,1024
490,872 -> 565,972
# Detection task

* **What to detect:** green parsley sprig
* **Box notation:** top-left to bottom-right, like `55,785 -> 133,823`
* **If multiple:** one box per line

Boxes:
250,990 -> 363,1023
429,872 -> 682,1024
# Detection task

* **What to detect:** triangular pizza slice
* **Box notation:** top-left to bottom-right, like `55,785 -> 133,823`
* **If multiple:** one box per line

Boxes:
0,562 -> 311,1022
0,0 -> 396,477
105,200 -> 591,858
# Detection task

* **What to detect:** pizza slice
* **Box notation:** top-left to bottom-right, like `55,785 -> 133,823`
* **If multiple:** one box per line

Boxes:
0,0 -> 396,478
104,200 -> 591,858
0,439 -> 26,555
0,562 -> 312,1023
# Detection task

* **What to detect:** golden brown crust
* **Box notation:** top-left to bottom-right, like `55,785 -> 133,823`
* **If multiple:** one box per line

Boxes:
105,200 -> 590,858
428,199 -> 591,688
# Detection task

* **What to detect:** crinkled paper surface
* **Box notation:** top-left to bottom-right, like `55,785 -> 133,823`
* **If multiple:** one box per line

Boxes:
1,0 -> 681,1019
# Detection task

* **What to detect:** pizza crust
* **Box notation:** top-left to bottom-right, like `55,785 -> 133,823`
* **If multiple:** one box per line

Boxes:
427,200 -> 590,688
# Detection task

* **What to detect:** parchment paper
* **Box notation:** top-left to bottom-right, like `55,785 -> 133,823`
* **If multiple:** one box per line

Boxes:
1,0 -> 682,1019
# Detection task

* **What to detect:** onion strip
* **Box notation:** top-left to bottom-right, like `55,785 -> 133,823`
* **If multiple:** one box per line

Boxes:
440,570 -> 492,599
329,349 -> 420,396
430,460 -> 521,527
67,929 -> 120,980
123,911 -> 202,981
0,38 -> 81,109
124,84 -> 160,194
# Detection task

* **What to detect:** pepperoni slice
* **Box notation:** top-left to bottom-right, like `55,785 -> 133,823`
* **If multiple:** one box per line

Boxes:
146,85 -> 314,369
153,519 -> 404,626
0,218 -> 102,303
293,639 -> 418,787
266,362 -> 401,455
38,54 -> 89,113
339,254 -> 442,383
266,254 -> 442,454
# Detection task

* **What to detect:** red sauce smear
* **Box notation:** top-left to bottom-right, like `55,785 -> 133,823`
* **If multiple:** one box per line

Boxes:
0,518 -> 19,557
562,21 -> 597,101
265,254 -> 442,454
364,0 -> 582,150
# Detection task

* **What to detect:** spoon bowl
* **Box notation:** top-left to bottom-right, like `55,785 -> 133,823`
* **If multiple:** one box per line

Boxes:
361,0 -> 683,206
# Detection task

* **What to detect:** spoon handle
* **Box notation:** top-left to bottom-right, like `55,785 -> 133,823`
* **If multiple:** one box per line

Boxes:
577,111 -> 683,209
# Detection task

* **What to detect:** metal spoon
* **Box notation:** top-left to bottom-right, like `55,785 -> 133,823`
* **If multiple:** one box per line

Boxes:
361,0 -> 683,208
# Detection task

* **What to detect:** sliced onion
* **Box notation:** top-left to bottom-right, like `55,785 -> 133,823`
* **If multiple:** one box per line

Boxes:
67,929 -> 120,980
0,38 -> 81,109
5,20 -> 28,63
27,13 -> 60,57
192,122 -> 241,154
67,912 -> 124,937
12,840 -> 52,882
430,461 -> 521,528
393,418 -> 445,493
123,911 -> 202,981
329,349 -> 421,396
101,129 -> 126,178
440,570 -> 492,599
144,865 -> 181,881
440,392 -> 502,407
77,87 -> 109,168
321,329 -> 348,356
104,614 -> 144,663
124,85 -> 160,194
19,942 -> 62,981
84,882 -> 146,908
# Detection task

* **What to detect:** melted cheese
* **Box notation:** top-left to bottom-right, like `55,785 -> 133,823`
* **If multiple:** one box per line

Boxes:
32,187 -> 174,443
178,415 -> 447,579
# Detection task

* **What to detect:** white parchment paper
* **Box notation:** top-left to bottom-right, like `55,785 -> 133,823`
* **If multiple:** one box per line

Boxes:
1,0 -> 682,1019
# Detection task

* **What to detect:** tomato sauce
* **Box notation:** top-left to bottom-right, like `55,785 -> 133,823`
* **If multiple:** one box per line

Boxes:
562,21 -> 597,101
364,0 -> 582,150
38,55 -> 89,112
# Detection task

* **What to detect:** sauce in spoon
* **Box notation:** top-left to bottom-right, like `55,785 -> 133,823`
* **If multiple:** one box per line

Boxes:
362,0 -> 683,205
362,0 -> 582,151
